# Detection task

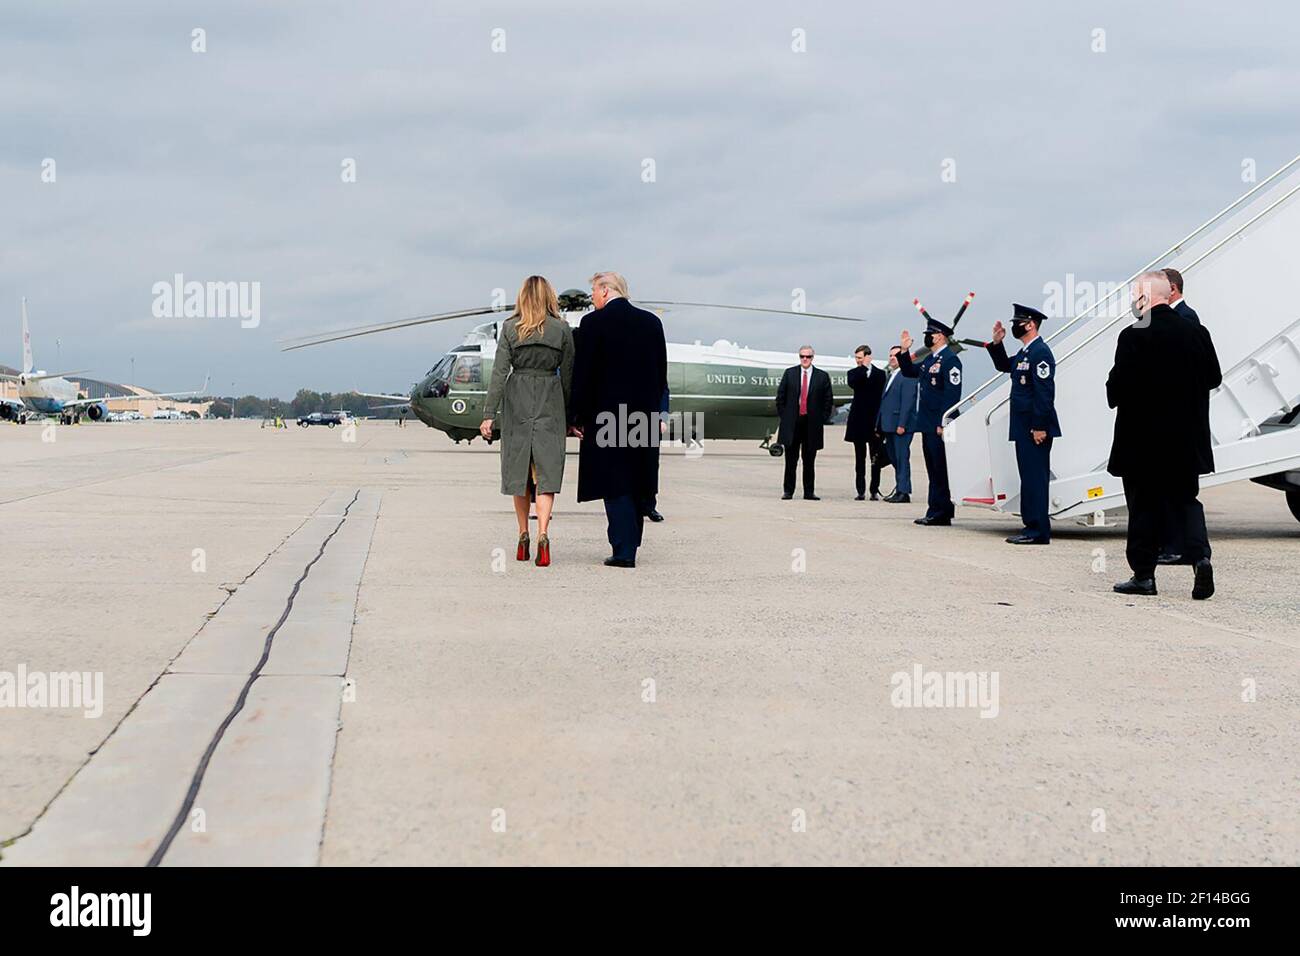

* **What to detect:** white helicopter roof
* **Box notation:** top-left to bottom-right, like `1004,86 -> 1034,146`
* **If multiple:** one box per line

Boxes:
465,314 -> 859,369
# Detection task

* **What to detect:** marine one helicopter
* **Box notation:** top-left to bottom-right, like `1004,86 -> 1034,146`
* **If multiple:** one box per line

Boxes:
282,288 -> 891,455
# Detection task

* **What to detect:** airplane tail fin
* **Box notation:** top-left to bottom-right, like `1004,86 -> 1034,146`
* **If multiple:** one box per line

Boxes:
21,297 -> 34,374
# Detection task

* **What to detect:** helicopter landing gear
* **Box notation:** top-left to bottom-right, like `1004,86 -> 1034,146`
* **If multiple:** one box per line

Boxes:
768,444 -> 784,458
1287,487 -> 1300,524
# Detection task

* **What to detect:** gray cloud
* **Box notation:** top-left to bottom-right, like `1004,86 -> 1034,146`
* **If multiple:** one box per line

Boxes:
1,0 -> 1297,396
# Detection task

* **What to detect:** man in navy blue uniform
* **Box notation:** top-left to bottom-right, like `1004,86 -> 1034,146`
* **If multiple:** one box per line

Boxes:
896,317 -> 963,526
986,304 -> 1061,544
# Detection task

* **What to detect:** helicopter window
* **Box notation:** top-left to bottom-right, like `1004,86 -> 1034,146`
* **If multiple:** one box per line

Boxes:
451,354 -> 482,386
427,355 -> 455,381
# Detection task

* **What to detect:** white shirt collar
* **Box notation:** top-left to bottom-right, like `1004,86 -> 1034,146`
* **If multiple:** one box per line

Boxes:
931,343 -> 948,357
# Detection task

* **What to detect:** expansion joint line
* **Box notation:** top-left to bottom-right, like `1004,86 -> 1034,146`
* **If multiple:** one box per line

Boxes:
146,489 -> 361,867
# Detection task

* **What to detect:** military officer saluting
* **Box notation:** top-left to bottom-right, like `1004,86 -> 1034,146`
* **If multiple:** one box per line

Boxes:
897,316 -> 963,526
986,303 -> 1061,544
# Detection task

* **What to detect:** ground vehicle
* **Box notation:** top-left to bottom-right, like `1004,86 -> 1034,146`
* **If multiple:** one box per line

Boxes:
297,411 -> 347,428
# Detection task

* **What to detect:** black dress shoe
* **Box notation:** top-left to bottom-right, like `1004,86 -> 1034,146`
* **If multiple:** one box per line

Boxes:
1113,576 -> 1157,596
1156,552 -> 1183,565
854,493 -> 865,501
1005,534 -> 1049,545
914,516 -> 952,526
1192,559 -> 1214,600
781,492 -> 793,500
887,493 -> 910,504
603,557 -> 636,568
646,510 -> 665,522
803,494 -> 820,501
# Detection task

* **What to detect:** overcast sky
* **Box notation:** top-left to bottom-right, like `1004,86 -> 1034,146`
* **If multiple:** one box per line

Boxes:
2,1 -> 1297,397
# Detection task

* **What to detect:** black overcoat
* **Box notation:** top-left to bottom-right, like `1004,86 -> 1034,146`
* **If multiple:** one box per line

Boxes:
571,297 -> 668,502
843,364 -> 885,443
1106,304 -> 1222,480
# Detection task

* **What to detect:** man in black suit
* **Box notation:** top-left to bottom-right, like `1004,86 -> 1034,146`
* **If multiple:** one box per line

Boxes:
844,345 -> 886,499
571,272 -> 668,568
1163,267 -> 1200,325
1157,267 -> 1209,566
775,345 -> 833,500
1107,271 -> 1222,599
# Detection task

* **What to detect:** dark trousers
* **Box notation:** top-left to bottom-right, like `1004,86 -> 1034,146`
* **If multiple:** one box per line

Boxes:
604,494 -> 645,562
1014,435 -> 1053,541
920,429 -> 954,520
1122,475 -> 1210,579
889,432 -> 914,494
1160,498 -> 1211,559
783,416 -> 817,496
853,436 -> 887,496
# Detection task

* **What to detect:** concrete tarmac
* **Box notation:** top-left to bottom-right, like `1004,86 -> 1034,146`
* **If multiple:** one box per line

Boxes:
1,419 -> 1297,865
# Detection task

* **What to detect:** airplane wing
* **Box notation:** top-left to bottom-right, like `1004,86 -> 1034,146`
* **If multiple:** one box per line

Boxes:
0,369 -> 90,383
62,373 -> 211,407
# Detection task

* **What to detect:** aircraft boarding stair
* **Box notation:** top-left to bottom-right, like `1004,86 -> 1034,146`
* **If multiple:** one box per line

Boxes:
945,153 -> 1300,525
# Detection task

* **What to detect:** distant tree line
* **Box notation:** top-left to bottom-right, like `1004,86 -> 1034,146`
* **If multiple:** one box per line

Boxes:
202,389 -> 407,420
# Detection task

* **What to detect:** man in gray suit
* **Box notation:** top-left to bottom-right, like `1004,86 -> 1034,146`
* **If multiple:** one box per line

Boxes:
876,345 -> 920,503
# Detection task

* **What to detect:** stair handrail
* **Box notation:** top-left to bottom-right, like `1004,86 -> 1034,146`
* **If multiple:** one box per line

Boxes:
940,153 -> 1300,428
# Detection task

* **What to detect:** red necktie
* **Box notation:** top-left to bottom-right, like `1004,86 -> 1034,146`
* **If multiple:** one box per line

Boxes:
799,369 -> 809,415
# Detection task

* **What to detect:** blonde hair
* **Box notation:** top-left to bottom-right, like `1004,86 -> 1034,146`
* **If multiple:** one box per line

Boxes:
515,275 -> 560,340
589,271 -> 629,298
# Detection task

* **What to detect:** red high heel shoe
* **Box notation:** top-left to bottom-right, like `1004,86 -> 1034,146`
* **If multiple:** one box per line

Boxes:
516,532 -> 529,562
535,533 -> 550,567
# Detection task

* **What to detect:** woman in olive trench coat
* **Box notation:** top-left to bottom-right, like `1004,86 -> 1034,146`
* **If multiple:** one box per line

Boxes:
479,276 -> 575,567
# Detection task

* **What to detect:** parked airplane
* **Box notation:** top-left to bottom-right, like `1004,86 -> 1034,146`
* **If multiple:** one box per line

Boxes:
286,291 -> 882,453
1,299 -> 208,424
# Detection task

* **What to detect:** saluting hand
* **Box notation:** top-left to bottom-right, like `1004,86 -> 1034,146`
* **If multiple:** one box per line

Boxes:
992,321 -> 1006,344
900,330 -> 913,352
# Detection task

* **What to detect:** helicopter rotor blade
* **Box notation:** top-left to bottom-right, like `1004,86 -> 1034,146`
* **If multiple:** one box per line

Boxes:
951,291 -> 975,327
912,298 -> 935,325
279,305 -> 511,352
638,300 -> 865,323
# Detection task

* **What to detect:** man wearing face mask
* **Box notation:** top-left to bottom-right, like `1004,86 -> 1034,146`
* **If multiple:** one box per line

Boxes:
986,304 -> 1060,544
897,317 -> 963,525
1106,271 -> 1222,599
